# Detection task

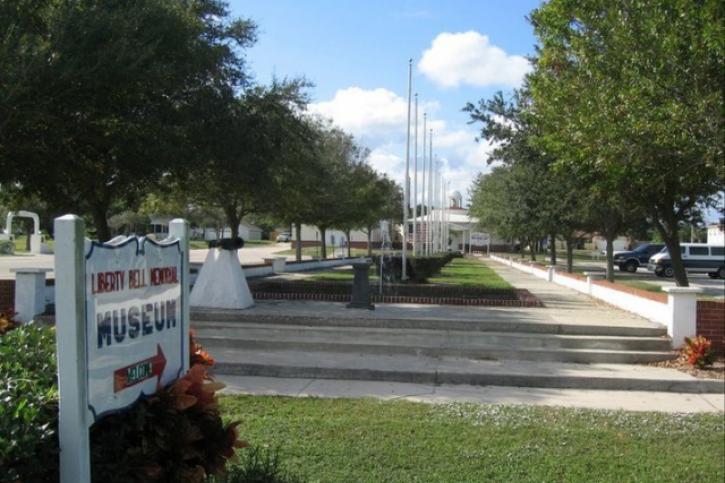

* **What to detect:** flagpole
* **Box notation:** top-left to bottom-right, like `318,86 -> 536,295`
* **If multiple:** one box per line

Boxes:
428,129 -> 433,254
421,114 -> 427,256
412,94 -> 418,257
402,59 -> 412,280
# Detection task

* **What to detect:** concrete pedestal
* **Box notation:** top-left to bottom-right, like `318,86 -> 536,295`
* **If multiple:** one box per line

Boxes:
264,257 -> 286,273
347,261 -> 374,310
664,286 -> 703,347
190,249 -> 254,309
10,267 -> 52,323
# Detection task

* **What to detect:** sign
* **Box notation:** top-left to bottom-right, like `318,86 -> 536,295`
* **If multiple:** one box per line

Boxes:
85,236 -> 185,419
470,232 -> 489,246
54,215 -> 189,483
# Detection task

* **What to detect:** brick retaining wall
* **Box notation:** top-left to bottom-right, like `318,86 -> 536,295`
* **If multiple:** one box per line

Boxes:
0,279 -> 14,310
697,300 -> 725,354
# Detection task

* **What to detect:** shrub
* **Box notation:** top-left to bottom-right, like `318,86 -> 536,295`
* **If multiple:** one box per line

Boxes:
91,363 -> 246,483
372,253 -> 455,283
0,240 -> 14,255
683,336 -> 716,368
0,308 -> 18,335
208,446 -> 302,483
0,324 -> 59,482
1,329 -> 244,483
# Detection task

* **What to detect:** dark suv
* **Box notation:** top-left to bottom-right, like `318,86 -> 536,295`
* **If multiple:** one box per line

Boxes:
613,243 -> 665,272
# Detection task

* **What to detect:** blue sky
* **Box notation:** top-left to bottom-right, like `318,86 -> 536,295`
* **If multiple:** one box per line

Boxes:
228,0 -> 542,203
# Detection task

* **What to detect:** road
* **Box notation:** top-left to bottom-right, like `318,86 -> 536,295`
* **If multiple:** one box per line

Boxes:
548,258 -> 725,299
0,242 -> 305,279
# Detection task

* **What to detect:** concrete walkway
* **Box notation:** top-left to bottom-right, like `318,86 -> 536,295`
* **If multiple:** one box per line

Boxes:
219,375 -> 724,413
481,257 -> 662,329
0,242 -> 301,279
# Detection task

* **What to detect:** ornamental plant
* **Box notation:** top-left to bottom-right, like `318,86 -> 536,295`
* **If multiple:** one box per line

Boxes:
683,336 -> 716,369
1,328 -> 245,483
0,307 -> 18,335
91,337 -> 245,483
0,324 -> 59,482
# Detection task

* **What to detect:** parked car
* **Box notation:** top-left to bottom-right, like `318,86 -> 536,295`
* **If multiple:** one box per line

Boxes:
612,243 -> 665,272
276,232 -> 291,242
647,243 -> 725,278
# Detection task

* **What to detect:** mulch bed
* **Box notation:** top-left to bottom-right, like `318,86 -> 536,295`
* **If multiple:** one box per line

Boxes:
648,354 -> 725,380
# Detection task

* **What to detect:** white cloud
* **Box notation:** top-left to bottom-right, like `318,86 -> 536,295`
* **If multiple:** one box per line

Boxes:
419,31 -> 531,88
310,86 -> 498,206
309,87 -> 439,145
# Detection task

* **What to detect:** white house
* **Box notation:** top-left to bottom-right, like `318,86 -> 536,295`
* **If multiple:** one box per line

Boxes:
707,220 -> 725,246
201,222 -> 263,241
291,224 -> 388,252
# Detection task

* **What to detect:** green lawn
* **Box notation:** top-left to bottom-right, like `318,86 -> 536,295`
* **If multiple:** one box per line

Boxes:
221,396 -> 724,482
615,279 -> 664,293
307,266 -> 378,282
6,234 -> 55,253
275,246 -> 384,258
306,257 -> 511,289
189,239 -> 276,249
428,257 -> 513,289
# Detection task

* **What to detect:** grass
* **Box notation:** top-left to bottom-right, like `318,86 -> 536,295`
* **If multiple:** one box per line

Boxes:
189,239 -> 276,249
428,257 -> 513,289
307,266 -> 378,282
275,246 -> 384,258
221,395 -> 724,483
615,279 -> 664,293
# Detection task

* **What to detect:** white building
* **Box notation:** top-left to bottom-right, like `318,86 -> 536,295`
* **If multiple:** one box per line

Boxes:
291,224 -> 389,252
707,220 -> 725,246
407,191 -> 507,253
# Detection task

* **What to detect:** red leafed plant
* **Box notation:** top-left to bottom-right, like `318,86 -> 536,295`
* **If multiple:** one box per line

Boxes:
190,330 -> 215,367
0,307 -> 18,335
683,336 -> 715,368
90,332 -> 246,482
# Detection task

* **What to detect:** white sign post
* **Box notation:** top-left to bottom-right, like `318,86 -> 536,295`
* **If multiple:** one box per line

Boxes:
55,215 -> 189,483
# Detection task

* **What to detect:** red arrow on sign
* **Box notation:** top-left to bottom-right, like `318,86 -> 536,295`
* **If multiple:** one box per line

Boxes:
113,344 -> 167,393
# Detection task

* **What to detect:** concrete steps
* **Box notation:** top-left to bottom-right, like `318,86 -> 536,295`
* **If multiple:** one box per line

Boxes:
192,307 -> 723,394
208,348 -> 722,394
192,310 -> 668,337
195,323 -> 673,364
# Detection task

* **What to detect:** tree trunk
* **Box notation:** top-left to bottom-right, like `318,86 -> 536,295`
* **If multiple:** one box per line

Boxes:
565,237 -> 574,273
530,238 -> 536,261
91,202 -> 111,242
295,223 -> 302,262
224,207 -> 241,240
319,226 -> 327,259
549,233 -> 557,266
345,229 -> 352,258
367,226 -> 373,257
605,234 -> 615,283
654,217 -> 689,286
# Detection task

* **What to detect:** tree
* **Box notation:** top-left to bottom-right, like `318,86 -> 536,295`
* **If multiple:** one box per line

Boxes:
0,0 -> 256,240
529,0 -> 725,285
303,127 -> 368,259
182,79 -> 312,241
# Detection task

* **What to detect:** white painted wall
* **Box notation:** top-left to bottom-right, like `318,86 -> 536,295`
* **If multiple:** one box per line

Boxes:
293,224 -> 378,244
707,224 -> 724,245
490,254 -> 698,345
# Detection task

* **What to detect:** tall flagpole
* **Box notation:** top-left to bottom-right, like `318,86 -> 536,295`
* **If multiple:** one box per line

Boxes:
421,114 -> 427,256
428,129 -> 433,254
413,94 -> 418,257
402,59 -> 412,280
